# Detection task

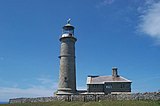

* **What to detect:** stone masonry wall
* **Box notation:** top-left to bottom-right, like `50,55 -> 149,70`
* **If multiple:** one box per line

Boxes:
9,92 -> 160,104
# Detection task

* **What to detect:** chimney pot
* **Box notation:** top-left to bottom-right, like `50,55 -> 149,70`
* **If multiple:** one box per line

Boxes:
112,67 -> 118,77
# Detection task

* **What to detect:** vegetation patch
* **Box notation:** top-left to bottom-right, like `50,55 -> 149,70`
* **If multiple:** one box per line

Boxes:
0,100 -> 160,106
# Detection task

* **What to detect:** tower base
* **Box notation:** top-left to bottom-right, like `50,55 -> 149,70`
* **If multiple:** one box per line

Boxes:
57,88 -> 77,95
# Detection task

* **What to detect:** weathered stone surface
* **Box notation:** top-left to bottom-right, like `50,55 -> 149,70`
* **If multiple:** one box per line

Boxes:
9,92 -> 160,103
58,36 -> 77,94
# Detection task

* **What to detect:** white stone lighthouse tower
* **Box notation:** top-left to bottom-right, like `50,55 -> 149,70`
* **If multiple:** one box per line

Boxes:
57,19 -> 77,95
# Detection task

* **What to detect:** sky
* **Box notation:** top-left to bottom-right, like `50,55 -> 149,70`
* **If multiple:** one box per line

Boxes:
0,0 -> 160,102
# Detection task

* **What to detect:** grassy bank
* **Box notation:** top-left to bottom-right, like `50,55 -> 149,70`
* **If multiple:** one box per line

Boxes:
0,100 -> 160,106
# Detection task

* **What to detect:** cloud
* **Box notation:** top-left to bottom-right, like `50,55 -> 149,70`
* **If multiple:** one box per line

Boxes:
101,0 -> 114,5
132,74 -> 160,93
138,1 -> 160,44
96,0 -> 114,8
0,86 -> 54,102
37,77 -> 53,84
77,86 -> 87,90
0,77 -> 58,102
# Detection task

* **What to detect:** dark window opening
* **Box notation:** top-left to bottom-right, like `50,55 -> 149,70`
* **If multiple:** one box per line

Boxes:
64,77 -> 67,82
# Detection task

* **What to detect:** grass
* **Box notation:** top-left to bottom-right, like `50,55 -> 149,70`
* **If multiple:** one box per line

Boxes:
0,100 -> 160,106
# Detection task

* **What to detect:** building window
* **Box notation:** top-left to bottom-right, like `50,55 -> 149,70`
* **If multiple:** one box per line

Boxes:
87,85 -> 89,90
121,84 -> 125,88
92,84 -> 99,88
93,84 -> 96,88
106,84 -> 112,89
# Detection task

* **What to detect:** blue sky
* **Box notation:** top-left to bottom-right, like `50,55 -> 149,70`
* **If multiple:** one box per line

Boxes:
0,0 -> 160,102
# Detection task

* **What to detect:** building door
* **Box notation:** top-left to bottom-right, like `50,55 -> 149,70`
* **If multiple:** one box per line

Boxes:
104,83 -> 112,94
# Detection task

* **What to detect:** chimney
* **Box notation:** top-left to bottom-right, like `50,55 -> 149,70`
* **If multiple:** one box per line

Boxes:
112,67 -> 119,77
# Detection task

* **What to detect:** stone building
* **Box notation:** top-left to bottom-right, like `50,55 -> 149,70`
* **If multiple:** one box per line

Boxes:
86,67 -> 132,94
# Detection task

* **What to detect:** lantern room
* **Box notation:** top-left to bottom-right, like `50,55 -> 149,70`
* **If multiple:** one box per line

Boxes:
62,19 -> 75,37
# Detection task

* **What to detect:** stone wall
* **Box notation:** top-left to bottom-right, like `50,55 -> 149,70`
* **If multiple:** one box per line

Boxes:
9,92 -> 160,104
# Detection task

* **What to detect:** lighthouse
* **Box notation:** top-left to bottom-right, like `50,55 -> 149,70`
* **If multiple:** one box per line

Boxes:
57,19 -> 77,95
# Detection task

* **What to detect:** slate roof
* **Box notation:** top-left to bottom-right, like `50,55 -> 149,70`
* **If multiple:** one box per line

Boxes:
87,75 -> 132,84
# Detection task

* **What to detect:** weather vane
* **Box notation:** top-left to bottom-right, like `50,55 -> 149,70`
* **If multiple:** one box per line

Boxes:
67,18 -> 71,24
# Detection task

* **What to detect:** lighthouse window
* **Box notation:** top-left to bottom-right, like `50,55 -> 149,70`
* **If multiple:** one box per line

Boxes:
64,77 -> 67,82
63,29 -> 74,35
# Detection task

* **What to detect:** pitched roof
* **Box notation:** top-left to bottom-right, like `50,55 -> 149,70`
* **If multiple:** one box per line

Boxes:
87,75 -> 132,84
